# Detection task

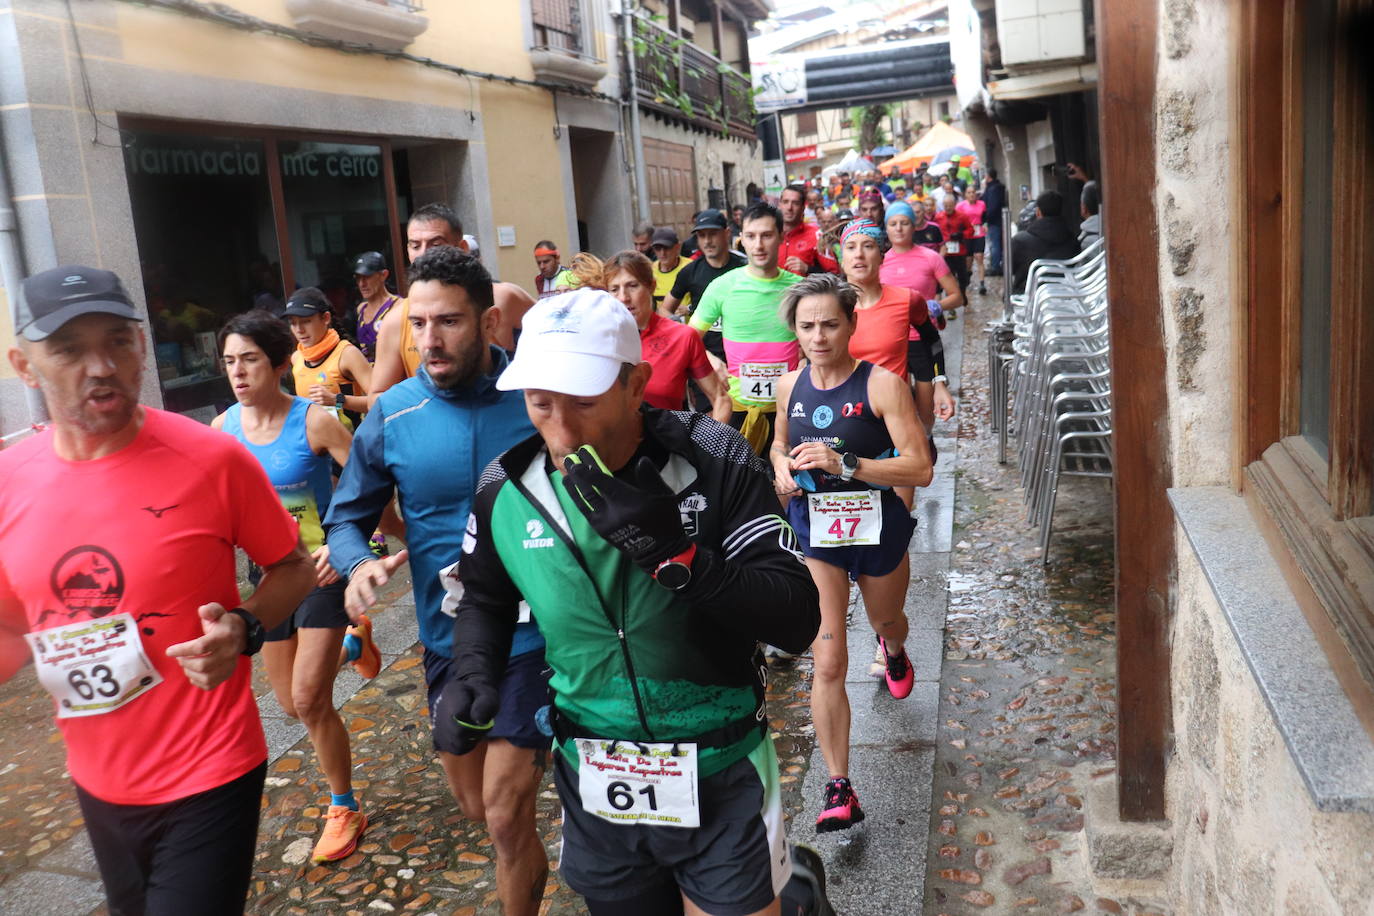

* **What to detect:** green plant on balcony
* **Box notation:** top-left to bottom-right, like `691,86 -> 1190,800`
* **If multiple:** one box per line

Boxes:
632,18 -> 694,118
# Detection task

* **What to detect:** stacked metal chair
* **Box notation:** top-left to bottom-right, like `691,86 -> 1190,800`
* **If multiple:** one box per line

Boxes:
987,237 -> 1112,559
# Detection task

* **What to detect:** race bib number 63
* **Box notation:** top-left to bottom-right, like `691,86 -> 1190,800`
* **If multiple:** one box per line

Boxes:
26,614 -> 162,718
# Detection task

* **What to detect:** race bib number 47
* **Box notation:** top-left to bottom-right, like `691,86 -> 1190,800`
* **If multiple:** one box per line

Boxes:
739,361 -> 787,403
807,490 -> 883,547
26,614 -> 162,718
577,739 -> 699,828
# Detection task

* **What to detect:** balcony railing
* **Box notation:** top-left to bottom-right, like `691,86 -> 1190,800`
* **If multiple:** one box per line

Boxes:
532,0 -> 583,55
529,0 -> 608,87
629,14 -> 756,140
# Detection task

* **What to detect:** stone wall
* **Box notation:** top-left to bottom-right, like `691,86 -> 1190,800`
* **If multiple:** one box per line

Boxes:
1156,2 -> 1374,912
1153,0 -> 1233,488
1166,546 -> 1374,914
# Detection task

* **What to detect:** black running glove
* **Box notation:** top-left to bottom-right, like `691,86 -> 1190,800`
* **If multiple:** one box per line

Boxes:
435,677 -> 499,756
562,446 -> 691,573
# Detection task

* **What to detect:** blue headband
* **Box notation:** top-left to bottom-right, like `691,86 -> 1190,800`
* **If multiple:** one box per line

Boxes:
886,201 -> 916,223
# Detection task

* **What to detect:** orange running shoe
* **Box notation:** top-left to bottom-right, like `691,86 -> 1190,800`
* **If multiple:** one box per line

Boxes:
312,805 -> 368,863
346,614 -> 381,679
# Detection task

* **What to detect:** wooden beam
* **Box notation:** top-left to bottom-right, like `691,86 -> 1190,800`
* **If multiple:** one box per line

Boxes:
1235,3 -> 1290,466
1095,0 -> 1172,822
1327,0 -> 1374,520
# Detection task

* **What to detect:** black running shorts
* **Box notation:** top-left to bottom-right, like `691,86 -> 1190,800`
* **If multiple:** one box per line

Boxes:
264,581 -> 349,642
425,646 -> 552,752
76,761 -> 267,916
554,737 -> 791,916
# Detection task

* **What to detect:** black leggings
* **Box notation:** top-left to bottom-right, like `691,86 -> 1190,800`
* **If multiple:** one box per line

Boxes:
76,761 -> 267,916
586,880 -> 685,915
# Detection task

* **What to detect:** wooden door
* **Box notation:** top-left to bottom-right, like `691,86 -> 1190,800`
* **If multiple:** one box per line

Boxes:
642,137 -> 697,238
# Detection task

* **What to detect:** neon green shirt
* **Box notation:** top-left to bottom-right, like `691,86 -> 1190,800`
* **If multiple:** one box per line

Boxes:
689,268 -> 803,406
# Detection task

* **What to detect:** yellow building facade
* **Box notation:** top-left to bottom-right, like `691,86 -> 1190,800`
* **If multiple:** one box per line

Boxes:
0,0 -> 618,422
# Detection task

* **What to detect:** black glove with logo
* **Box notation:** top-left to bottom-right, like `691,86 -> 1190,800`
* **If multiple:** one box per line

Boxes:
563,446 -> 691,573
434,676 -> 499,756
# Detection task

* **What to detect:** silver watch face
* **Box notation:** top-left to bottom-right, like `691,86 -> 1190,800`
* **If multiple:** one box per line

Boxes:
656,561 -> 692,590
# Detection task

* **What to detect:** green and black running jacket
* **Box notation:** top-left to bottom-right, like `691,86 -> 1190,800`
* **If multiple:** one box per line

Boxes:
453,408 -> 821,776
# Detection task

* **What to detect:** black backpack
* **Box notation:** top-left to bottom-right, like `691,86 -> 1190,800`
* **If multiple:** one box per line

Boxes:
779,843 -> 836,916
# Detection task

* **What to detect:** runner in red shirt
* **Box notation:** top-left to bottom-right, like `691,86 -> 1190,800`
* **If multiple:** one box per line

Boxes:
778,184 -> 839,274
956,186 -> 989,295
0,266 -> 315,916
933,194 -> 975,305
604,251 -> 731,421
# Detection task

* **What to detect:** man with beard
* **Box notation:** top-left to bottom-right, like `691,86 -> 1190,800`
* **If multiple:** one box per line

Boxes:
0,265 -> 315,914
323,246 -> 549,915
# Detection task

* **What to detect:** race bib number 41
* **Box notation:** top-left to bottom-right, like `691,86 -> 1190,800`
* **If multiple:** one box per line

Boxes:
739,361 -> 787,403
807,490 -> 883,547
25,613 -> 163,718
577,738 -> 699,828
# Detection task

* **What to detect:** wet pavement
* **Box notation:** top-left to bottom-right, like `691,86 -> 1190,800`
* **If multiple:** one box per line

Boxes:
919,285 -> 1170,916
0,281 -> 1165,916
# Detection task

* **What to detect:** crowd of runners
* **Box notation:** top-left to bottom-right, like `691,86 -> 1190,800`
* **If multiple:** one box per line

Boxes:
0,174 -> 998,914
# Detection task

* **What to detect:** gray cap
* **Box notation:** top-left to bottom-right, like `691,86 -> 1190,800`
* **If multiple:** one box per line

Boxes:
17,265 -> 141,341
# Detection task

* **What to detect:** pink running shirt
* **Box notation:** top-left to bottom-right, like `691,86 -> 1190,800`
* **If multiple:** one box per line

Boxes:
880,246 -> 951,341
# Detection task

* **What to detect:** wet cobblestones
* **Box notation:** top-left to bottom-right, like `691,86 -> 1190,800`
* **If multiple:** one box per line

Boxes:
921,290 -> 1170,916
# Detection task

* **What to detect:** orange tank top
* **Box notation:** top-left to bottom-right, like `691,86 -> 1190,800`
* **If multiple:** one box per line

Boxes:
291,339 -> 363,397
398,299 -> 421,377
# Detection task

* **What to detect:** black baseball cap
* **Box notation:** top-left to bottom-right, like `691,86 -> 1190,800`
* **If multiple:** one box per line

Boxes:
17,265 -> 141,341
353,251 -> 387,275
690,208 -> 728,232
650,227 -> 680,248
282,287 -> 332,317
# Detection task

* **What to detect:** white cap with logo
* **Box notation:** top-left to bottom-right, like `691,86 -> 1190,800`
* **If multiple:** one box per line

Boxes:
496,288 -> 642,397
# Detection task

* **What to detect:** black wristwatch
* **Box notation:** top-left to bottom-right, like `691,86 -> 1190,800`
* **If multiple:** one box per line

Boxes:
334,391 -> 347,410
229,607 -> 266,656
840,452 -> 860,481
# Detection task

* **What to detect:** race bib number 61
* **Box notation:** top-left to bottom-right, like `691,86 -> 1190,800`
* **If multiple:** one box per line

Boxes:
26,614 -> 162,718
577,738 -> 699,828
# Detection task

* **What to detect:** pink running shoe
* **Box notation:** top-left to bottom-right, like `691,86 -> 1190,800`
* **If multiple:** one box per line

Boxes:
816,777 -> 865,833
878,636 -> 914,699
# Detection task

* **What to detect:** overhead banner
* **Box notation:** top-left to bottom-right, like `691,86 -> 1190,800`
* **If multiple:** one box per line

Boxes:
785,145 -> 818,164
751,54 -> 807,110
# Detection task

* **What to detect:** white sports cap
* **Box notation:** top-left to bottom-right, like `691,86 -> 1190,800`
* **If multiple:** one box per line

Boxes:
497,288 -> 642,397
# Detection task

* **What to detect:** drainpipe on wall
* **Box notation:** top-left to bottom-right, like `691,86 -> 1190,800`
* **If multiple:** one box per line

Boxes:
621,0 -> 652,224
0,145 -> 48,426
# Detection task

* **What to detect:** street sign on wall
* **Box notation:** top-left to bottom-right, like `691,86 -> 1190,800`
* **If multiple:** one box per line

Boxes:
785,145 -> 818,164
752,54 -> 807,110
762,159 -> 786,202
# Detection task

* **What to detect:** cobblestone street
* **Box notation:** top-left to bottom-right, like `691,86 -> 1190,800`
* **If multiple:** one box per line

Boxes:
921,290 -> 1168,916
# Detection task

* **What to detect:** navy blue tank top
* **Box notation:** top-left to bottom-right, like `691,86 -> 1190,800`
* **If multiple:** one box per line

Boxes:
786,361 -> 895,492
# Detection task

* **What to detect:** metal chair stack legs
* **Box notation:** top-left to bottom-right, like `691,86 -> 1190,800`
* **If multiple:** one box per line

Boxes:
1000,240 -> 1113,561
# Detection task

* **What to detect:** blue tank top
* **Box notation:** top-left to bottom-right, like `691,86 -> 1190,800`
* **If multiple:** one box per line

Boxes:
786,361 -> 895,492
223,397 -> 334,551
